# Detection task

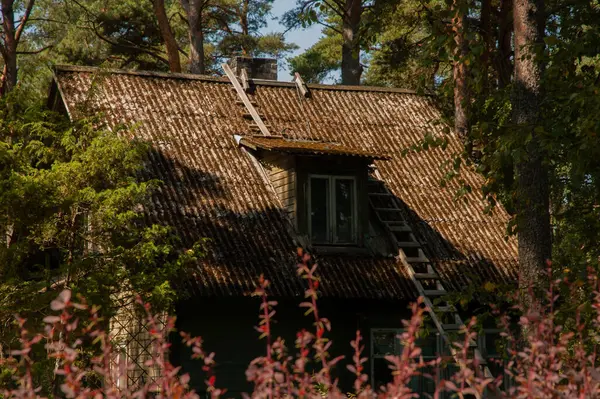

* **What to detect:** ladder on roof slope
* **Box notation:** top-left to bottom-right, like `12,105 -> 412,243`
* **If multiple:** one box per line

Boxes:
368,169 -> 496,398
222,63 -> 273,136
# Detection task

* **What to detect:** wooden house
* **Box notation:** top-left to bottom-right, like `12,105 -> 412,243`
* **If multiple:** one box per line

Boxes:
47,58 -> 518,396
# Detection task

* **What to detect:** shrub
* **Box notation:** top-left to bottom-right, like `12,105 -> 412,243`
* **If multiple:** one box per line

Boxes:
2,254 -> 600,398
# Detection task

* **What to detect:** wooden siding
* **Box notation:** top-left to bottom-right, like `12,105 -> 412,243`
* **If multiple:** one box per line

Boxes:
260,152 -> 296,224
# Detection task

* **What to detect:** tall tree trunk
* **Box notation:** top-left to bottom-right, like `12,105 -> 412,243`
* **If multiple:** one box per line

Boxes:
452,0 -> 469,142
0,0 -> 34,96
239,0 -> 250,55
1,0 -> 18,95
181,0 -> 205,74
480,0 -> 492,90
152,0 -> 182,73
497,0 -> 513,88
513,0 -> 550,299
341,0 -> 361,85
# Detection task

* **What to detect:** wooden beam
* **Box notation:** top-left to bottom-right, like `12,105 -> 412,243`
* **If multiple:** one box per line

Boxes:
222,63 -> 271,137
294,72 -> 310,97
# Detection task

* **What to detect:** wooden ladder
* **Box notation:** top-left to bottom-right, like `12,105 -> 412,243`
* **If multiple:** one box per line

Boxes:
222,63 -> 273,136
368,170 -> 495,397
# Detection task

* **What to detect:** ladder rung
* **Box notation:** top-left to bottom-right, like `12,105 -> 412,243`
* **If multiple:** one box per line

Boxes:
413,272 -> 439,280
436,305 -> 456,313
236,100 -> 257,106
442,323 -> 462,331
423,289 -> 447,297
242,112 -> 266,120
374,207 -> 401,212
248,124 -> 272,131
397,241 -> 421,248
387,224 -> 411,232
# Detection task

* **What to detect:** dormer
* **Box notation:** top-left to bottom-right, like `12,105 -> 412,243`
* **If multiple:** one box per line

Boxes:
237,135 -> 390,251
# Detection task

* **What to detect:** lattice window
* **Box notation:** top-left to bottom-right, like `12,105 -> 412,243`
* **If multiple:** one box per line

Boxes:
109,292 -> 166,389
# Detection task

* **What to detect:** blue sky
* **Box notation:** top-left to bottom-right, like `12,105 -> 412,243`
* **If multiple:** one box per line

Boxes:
261,0 -> 323,80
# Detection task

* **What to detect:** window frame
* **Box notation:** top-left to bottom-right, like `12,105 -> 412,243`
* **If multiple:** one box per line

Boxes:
370,328 -> 505,396
370,328 -> 441,395
307,174 -> 358,245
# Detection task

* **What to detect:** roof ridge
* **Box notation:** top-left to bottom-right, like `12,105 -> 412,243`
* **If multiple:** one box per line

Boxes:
53,64 -> 425,95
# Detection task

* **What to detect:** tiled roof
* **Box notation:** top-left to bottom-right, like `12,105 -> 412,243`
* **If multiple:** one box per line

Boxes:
238,135 -> 390,160
51,65 -> 519,300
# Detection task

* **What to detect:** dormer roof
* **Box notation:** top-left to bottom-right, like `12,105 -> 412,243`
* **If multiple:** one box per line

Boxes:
237,135 -> 390,160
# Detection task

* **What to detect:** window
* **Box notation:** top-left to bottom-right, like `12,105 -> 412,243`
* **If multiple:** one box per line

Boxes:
371,329 -> 504,397
371,329 -> 439,396
478,329 -> 511,390
308,175 -> 357,244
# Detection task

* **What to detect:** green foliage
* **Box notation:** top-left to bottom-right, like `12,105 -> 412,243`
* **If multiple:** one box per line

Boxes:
363,0 -> 448,90
288,31 -> 341,83
0,90 -> 203,343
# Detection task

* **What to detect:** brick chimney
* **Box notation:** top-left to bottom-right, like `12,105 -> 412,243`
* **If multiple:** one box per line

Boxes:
229,56 -> 278,81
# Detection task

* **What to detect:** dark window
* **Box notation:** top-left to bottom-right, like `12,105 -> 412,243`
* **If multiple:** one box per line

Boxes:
370,329 -> 437,396
308,175 -> 357,244
371,329 -> 505,397
310,177 -> 329,243
335,178 -> 355,243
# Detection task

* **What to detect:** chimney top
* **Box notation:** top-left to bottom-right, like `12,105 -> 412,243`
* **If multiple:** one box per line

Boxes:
229,56 -> 278,81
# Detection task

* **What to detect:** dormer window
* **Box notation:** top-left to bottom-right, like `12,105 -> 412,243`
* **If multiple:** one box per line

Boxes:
237,135 -> 390,251
309,175 -> 357,244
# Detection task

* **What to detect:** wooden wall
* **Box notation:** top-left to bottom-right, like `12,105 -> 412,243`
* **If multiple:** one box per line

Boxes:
171,297 -> 412,397
260,152 -> 296,224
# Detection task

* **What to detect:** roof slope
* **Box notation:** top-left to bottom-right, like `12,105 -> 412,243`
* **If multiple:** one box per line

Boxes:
52,65 -> 518,300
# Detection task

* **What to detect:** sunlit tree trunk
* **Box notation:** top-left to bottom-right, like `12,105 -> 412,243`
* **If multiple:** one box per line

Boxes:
152,0 -> 182,73
0,0 -> 34,95
452,0 -> 469,142
181,0 -> 206,74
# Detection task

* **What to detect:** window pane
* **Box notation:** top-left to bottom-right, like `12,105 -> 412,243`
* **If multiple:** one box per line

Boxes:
334,178 -> 355,243
373,331 -> 396,356
373,357 -> 393,389
409,365 -> 437,396
310,177 -> 329,243
417,334 -> 438,358
485,332 -> 501,357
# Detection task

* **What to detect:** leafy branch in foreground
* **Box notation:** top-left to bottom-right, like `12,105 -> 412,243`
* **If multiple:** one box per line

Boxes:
3,253 -> 600,397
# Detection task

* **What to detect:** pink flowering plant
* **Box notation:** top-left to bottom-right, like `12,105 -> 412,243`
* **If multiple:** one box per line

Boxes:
2,252 -> 600,398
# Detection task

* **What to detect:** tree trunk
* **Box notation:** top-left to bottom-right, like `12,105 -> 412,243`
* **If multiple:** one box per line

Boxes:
341,0 -> 361,85
513,0 -> 550,299
152,0 -> 182,73
480,0 -> 492,90
452,0 -> 469,142
181,0 -> 205,74
497,0 -> 513,88
1,0 -> 18,95
239,0 -> 250,55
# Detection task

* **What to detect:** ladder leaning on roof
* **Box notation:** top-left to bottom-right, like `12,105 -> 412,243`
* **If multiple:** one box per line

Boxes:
222,63 -> 272,137
368,168 -> 498,398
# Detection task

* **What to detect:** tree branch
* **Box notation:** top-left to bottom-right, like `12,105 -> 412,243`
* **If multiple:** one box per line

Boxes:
14,0 -> 35,43
16,44 -> 53,54
322,0 -> 345,18
89,24 -> 170,66
316,20 -> 343,35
